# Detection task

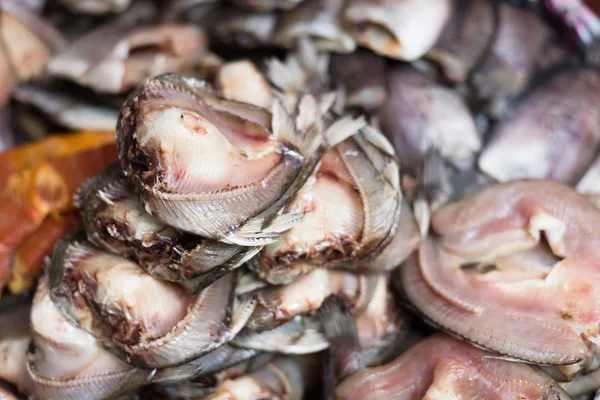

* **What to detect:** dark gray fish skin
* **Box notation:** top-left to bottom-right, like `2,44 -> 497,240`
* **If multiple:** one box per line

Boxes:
232,0 -> 305,12
13,83 -> 118,132
56,0 -> 133,15
472,2 -> 549,118
0,106 -> 14,151
0,296 -> 32,394
378,65 -> 481,174
76,163 -> 258,293
478,67 -> 600,184
427,0 -> 498,83
317,295 -> 363,383
161,0 -> 219,22
562,368 -> 600,398
206,6 -> 277,49
329,50 -> 387,110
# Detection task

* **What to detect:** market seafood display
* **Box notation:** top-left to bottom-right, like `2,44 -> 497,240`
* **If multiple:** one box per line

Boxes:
2,0 -> 600,399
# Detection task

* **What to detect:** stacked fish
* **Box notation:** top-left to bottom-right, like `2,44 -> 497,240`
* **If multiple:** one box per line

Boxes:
1,0 -> 600,399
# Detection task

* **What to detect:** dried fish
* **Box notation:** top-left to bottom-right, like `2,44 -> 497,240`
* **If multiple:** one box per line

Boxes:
245,269 -> 378,331
479,68 -> 600,184
0,142 -> 116,297
205,5 -> 277,49
252,125 -> 401,284
426,0 -> 498,83
28,275 -> 257,399
48,13 -> 209,94
117,73 -> 342,246
274,0 -> 355,53
0,0 -> 65,106
76,163 -> 260,292
336,333 -> 570,399
344,0 -> 453,60
0,131 -> 115,185
401,180 -> 600,371
0,298 -> 33,394
379,65 -> 481,173
203,356 -> 319,400
472,2 -> 548,118
329,50 -> 387,110
48,238 -> 256,368
13,83 -> 119,132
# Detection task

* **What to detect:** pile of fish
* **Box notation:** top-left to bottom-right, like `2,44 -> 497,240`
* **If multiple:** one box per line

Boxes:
1,0 -> 600,399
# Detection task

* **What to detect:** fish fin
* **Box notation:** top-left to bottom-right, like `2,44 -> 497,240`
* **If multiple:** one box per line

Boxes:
272,98 -> 296,142
231,319 -> 329,354
273,95 -> 323,157
266,57 -> 304,94
225,211 -> 302,246
229,296 -> 258,338
262,212 -> 304,234
296,95 -> 320,132
383,160 -> 401,194
319,91 -> 338,116
413,195 -> 430,238
362,125 -> 397,159
420,147 -> 452,210
266,38 -> 328,96
317,295 -> 363,382
222,233 -> 277,247
325,116 -> 365,147
73,162 -> 123,209
183,247 -> 263,294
